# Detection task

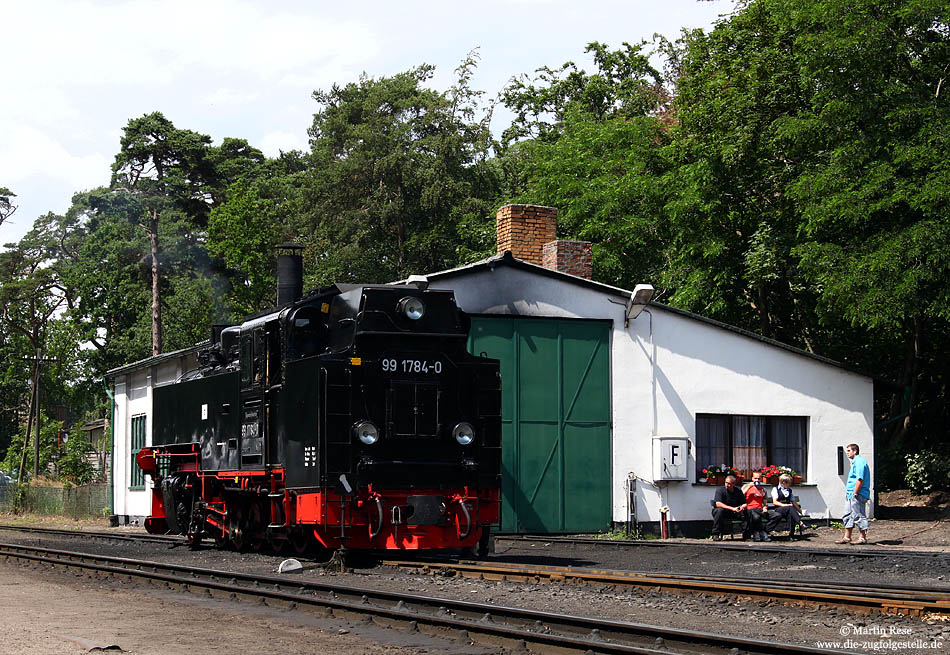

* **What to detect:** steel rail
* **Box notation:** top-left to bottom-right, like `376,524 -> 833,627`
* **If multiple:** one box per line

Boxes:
496,534 -> 950,561
384,558 -> 950,616
0,523 -> 179,545
0,541 -> 854,655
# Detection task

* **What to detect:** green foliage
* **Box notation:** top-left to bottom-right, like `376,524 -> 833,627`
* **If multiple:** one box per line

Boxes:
904,451 -> 950,495
208,181 -> 282,316
2,3 -> 949,480
301,57 -> 500,284
0,186 -> 16,226
500,42 -> 675,290
0,412 -> 61,481
57,431 -> 96,486
502,41 -> 664,144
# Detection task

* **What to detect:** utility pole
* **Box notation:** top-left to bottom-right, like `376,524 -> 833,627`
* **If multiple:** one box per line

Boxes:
17,351 -> 57,484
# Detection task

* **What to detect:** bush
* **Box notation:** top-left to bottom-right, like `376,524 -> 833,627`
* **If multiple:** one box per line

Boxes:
904,450 -> 950,495
58,433 -> 95,486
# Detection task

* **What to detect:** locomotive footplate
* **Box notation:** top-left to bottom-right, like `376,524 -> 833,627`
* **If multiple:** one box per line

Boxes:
401,495 -> 447,526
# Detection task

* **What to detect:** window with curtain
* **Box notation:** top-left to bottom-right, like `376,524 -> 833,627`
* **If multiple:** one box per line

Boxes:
695,414 -> 807,480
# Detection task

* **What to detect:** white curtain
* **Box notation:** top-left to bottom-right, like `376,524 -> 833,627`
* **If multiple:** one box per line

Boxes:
733,416 -> 766,477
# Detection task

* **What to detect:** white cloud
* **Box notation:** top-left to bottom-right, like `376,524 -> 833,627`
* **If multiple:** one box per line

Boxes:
0,0 -> 728,247
258,130 -> 308,156
0,125 -> 109,192
204,88 -> 261,106
5,1 -> 379,90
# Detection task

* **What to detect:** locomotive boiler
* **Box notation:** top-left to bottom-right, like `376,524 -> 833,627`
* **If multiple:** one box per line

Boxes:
135,248 -> 501,555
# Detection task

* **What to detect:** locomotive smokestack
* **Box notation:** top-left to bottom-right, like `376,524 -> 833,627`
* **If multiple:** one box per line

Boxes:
276,243 -> 304,306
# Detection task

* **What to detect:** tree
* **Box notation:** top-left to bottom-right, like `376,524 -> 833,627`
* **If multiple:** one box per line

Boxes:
207,151 -> 308,317
57,189 -> 154,370
499,42 -> 674,289
111,112 -> 215,355
502,41 -> 666,145
0,186 -> 16,227
666,0 -> 950,450
0,214 -> 68,480
301,58 -> 500,285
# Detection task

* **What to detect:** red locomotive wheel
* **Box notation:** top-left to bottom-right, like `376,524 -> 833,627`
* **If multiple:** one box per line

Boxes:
228,505 -> 246,551
290,529 -> 311,555
248,501 -> 265,552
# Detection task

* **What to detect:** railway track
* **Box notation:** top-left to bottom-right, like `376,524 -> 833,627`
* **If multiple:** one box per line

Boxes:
4,523 -> 947,617
386,558 -> 950,617
0,523 -> 179,545
0,541 -> 856,655
5,523 -> 947,563
496,534 -> 950,561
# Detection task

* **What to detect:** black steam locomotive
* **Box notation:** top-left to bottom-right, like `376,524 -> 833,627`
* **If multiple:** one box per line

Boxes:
136,247 -> 501,554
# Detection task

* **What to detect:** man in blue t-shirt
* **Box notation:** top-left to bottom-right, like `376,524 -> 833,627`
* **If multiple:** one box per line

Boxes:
836,443 -> 870,544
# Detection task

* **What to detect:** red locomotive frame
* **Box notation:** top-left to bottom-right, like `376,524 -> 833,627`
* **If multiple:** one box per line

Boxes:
136,444 -> 498,552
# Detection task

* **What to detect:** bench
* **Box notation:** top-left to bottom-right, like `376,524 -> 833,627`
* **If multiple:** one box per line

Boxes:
709,495 -> 806,540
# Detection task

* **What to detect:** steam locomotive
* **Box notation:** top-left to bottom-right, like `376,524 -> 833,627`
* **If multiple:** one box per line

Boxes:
135,247 -> 501,555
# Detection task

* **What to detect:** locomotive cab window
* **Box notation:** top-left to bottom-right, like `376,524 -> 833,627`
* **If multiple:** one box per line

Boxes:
288,306 -> 327,359
240,329 -> 266,387
240,335 -> 253,387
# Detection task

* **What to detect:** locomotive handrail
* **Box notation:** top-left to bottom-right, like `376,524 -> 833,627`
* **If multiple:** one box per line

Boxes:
370,496 -> 384,539
458,499 -> 472,540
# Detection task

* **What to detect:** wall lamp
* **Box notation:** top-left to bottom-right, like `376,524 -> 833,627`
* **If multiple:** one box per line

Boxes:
625,284 -> 655,324
406,275 -> 429,289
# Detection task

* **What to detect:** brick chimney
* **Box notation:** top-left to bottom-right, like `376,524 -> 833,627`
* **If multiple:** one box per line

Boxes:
496,204 -> 558,265
495,204 -> 594,279
542,240 -> 593,280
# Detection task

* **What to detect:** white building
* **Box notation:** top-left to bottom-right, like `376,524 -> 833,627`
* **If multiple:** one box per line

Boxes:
108,347 -> 197,525
424,247 -> 873,535
107,204 -> 875,534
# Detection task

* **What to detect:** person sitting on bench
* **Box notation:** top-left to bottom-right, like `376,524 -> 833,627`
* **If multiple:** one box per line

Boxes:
742,470 -> 771,541
711,474 -> 747,540
767,473 -> 806,538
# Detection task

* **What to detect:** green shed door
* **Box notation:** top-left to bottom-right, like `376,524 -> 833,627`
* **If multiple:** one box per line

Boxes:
469,317 -> 611,533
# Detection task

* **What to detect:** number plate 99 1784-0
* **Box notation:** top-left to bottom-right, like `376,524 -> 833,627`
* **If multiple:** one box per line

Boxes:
380,357 -> 443,375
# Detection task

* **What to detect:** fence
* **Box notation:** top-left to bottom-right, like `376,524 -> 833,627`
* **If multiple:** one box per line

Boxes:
0,484 -> 110,519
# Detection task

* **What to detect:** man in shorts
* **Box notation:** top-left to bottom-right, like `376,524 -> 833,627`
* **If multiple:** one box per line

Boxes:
837,443 -> 870,544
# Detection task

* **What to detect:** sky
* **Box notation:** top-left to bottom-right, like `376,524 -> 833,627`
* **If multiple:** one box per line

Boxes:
0,0 -> 731,247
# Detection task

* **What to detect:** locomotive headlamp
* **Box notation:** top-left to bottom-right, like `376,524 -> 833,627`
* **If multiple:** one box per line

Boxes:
397,296 -> 425,320
354,420 -> 380,445
452,422 -> 475,445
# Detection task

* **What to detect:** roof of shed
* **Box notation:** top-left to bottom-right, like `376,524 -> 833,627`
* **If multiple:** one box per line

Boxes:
105,343 -> 202,378
106,252 -> 884,384
420,251 -> 877,381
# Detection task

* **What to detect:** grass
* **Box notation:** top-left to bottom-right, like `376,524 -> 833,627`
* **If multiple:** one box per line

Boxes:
594,528 -> 658,541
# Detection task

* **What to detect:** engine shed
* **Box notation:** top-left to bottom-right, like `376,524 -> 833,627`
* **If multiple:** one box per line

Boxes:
108,204 -> 876,536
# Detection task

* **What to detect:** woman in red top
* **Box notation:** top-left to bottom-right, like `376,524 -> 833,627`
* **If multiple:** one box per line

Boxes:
742,471 -> 771,542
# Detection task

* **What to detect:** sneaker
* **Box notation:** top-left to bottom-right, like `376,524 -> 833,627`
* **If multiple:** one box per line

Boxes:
762,533 -> 771,542
753,534 -> 762,542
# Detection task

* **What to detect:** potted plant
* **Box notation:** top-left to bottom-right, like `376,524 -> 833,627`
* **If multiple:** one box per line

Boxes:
702,464 -> 740,484
777,465 -> 802,484
759,464 -> 782,484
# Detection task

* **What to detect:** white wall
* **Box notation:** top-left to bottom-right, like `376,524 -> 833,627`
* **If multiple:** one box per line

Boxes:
431,264 -> 874,525
616,307 -> 873,523
111,353 -> 194,520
